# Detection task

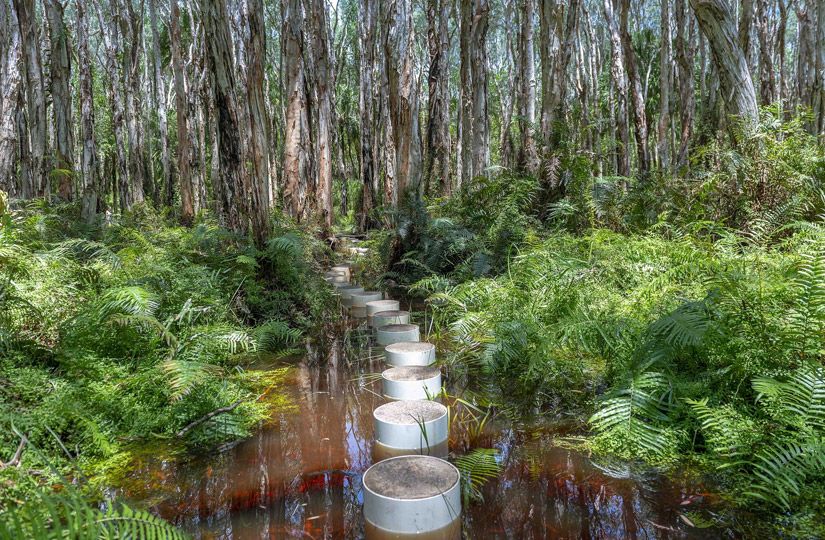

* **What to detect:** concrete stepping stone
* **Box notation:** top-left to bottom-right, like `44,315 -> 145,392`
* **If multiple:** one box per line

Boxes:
337,285 -> 365,307
365,300 -> 400,326
362,455 -> 460,537
384,342 -> 436,367
371,310 -> 409,330
376,323 -> 419,346
382,366 -> 441,400
373,400 -> 448,455
350,291 -> 382,318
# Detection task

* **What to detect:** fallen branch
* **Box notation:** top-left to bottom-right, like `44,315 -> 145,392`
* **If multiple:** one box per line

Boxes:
176,400 -> 243,438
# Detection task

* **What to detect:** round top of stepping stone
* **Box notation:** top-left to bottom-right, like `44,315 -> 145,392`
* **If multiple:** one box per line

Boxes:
363,455 -> 459,500
337,285 -> 363,292
382,366 -> 440,382
366,300 -> 399,311
373,310 -> 407,319
385,341 -> 435,354
377,323 -> 418,333
373,400 -> 447,424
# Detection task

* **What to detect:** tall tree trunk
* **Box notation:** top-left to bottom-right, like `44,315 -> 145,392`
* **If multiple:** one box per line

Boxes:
45,0 -> 73,200
244,0 -> 271,243
658,0 -> 671,170
797,1 -> 816,112
77,0 -> 97,223
738,0 -> 753,66
13,0 -> 47,197
425,0 -> 451,195
386,0 -> 421,202
306,0 -> 334,229
755,0 -> 775,105
690,0 -> 759,130
171,0 -> 194,225
620,0 -> 650,175
95,0 -> 131,211
149,0 -> 171,206
357,0 -> 378,230
776,0 -> 789,109
603,0 -> 631,176
282,0 -> 311,221
675,0 -> 696,168
517,0 -> 539,174
0,1 -> 21,193
201,0 -> 247,234
459,0 -> 490,185
814,0 -> 825,135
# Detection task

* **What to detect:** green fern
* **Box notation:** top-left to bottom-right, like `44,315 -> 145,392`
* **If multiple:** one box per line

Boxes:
752,367 -> 825,430
589,371 -> 674,456
454,448 -> 502,502
786,246 -> 825,357
745,439 -> 825,511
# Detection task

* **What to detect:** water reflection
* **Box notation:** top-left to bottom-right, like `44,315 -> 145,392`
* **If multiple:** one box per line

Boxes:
120,324 -> 731,539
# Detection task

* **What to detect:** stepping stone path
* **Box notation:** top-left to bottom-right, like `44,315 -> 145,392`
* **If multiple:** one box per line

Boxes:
322,238 -> 461,537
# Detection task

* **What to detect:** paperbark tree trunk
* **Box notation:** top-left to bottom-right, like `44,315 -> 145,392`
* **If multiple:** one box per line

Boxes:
244,0 -> 271,243
755,0 -> 775,105
814,0 -> 825,135
620,0 -> 650,175
675,0 -> 696,168
76,0 -> 97,223
13,0 -> 47,197
282,0 -> 311,221
603,0 -> 631,176
425,0 -> 451,195
517,0 -> 539,174
171,0 -> 194,225
358,0 -> 379,230
149,0 -> 171,206
459,0 -> 490,185
45,0 -> 73,200
658,0 -> 671,170
305,0 -> 334,229
0,2 -> 21,193
386,0 -> 421,201
201,0 -> 246,234
690,0 -> 759,130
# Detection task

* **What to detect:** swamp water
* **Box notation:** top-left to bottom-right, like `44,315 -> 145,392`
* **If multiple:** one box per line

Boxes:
117,325 -> 737,539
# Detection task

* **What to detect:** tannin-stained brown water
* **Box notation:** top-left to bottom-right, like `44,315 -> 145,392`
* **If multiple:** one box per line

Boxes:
118,325 -> 737,539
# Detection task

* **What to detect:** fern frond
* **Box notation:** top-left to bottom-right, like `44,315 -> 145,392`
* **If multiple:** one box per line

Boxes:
454,448 -> 502,501
162,358 -> 223,401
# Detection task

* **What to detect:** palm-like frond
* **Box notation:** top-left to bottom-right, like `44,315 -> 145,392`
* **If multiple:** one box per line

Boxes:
255,320 -> 302,352
454,448 -> 502,501
162,358 -> 223,401
589,371 -> 674,455
745,439 -> 825,510
752,367 -> 825,431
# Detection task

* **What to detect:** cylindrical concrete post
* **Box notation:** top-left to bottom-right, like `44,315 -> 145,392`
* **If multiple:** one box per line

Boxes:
338,286 -> 365,307
376,324 -> 419,346
366,300 -> 401,326
382,366 -> 441,400
373,400 -> 449,456
351,291 -> 383,318
384,342 -> 436,367
371,310 -> 410,330
362,455 -> 461,538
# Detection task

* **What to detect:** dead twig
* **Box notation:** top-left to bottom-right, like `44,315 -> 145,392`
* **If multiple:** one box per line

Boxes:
176,400 -> 243,438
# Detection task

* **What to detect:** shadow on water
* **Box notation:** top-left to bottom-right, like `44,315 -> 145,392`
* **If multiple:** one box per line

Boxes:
118,321 -> 736,539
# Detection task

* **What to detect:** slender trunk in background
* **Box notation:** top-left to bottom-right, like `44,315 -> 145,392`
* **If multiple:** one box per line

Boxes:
0,2 -> 21,192
306,0 -> 334,229
13,0 -> 47,197
755,0 -> 775,105
814,0 -> 825,135
603,0 -> 631,176
675,0 -> 696,168
171,0 -> 194,225
357,0 -> 378,230
190,4 -> 207,213
690,0 -> 759,131
517,0 -> 538,174
620,0 -> 650,175
386,0 -> 421,201
149,0 -> 171,206
282,0 -> 311,221
500,2 -> 516,170
776,0 -> 788,109
797,2 -> 815,112
45,0 -> 73,200
96,0 -> 131,211
459,0 -> 490,184
117,0 -> 147,205
425,0 -> 451,195
201,0 -> 247,235
244,0 -> 271,242
738,0 -> 753,66
658,0 -> 671,170
77,0 -> 97,223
